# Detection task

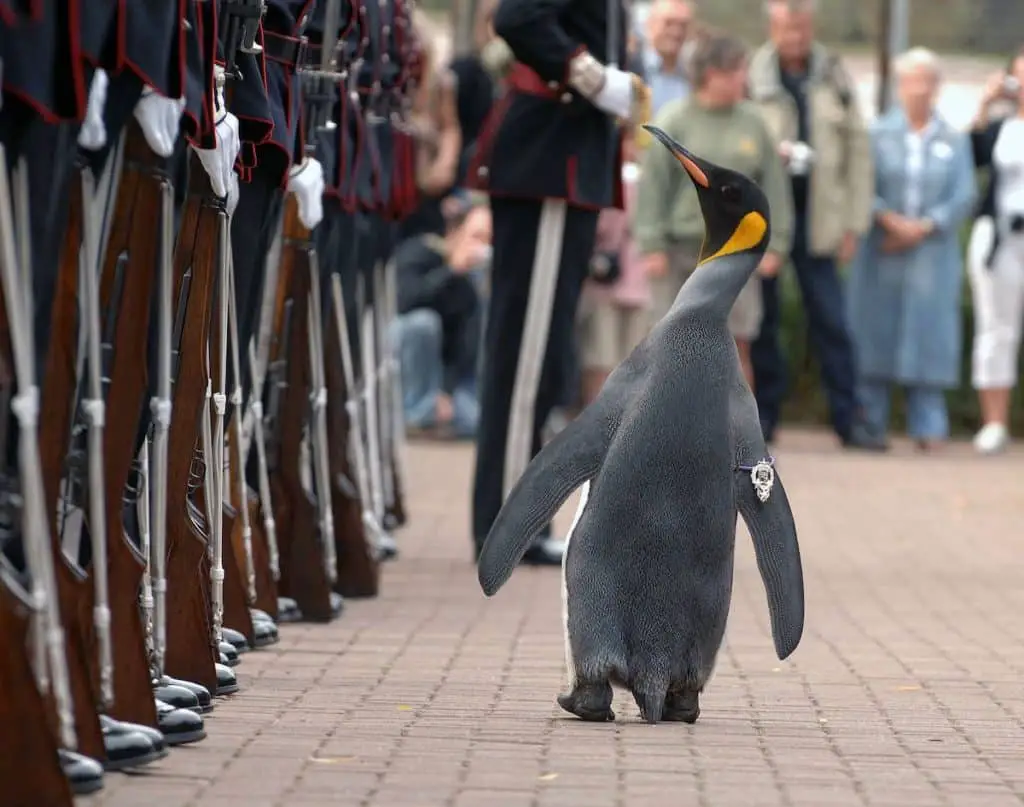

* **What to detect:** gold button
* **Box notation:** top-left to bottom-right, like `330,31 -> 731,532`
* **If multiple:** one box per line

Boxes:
561,92 -> 572,103
477,166 -> 489,177
547,80 -> 558,90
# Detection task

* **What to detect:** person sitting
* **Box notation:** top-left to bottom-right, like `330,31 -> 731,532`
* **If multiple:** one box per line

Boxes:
846,48 -> 976,451
390,202 -> 492,439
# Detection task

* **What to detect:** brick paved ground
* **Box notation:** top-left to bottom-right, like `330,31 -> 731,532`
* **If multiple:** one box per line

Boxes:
83,431 -> 1024,807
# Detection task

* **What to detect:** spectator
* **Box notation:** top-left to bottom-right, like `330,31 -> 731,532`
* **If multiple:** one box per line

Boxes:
966,45 -> 1024,455
747,0 -> 882,450
400,10 -> 463,241
390,203 -> 491,439
641,0 -> 696,114
846,48 -> 976,451
633,30 -> 793,389
577,129 -> 648,405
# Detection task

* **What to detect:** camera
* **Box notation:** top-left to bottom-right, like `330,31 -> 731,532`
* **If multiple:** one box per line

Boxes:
783,140 -> 815,177
1009,214 -> 1024,234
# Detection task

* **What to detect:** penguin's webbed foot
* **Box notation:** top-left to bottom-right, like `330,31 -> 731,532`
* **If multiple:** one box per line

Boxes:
557,682 -> 615,722
663,689 -> 700,723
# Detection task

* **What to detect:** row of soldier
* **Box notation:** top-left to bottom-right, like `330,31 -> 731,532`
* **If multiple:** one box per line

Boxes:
0,0 -> 421,802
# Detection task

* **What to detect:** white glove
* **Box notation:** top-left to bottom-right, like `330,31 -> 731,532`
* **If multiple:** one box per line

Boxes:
568,51 -> 645,122
287,158 -> 326,230
133,86 -> 186,157
593,66 -> 634,120
193,111 -> 242,200
78,69 -> 109,150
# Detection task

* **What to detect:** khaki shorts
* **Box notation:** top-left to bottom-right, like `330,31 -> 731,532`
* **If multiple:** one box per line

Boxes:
577,297 -> 650,371
648,242 -> 763,340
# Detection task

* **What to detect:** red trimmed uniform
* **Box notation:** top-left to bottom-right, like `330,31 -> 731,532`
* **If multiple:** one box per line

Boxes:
467,0 -> 627,560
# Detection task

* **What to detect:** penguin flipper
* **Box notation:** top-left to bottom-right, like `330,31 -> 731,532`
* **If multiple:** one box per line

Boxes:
736,473 -> 805,660
477,395 -> 620,597
729,362 -> 803,660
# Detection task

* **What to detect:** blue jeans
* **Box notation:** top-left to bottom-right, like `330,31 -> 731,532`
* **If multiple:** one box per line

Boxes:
858,380 -> 949,441
391,309 -> 479,438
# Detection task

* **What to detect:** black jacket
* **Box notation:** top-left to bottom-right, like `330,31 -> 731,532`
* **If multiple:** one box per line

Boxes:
468,0 -> 627,209
394,237 -> 482,393
971,117 -> 1011,267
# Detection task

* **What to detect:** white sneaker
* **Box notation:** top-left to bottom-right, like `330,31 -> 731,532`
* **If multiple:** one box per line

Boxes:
973,422 -> 1009,455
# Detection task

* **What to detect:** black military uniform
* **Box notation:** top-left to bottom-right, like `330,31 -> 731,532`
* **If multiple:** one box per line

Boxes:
467,0 -> 628,562
229,0 -> 311,405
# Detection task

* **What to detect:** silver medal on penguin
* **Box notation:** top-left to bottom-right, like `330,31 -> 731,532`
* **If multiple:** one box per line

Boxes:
750,460 -> 774,503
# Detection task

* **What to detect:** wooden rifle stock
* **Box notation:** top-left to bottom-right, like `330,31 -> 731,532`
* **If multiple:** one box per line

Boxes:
324,288 -> 379,598
226,420 -> 277,620
91,127 -> 166,729
0,562 -> 73,807
37,166 -> 105,761
271,196 -> 334,621
161,152 -> 221,693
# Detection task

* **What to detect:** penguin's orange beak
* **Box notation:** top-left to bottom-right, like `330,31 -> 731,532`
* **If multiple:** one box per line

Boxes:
643,125 -> 709,188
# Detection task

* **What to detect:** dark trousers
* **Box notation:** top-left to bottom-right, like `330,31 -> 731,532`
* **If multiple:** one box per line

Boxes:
229,167 -> 285,408
752,214 -> 859,441
471,197 -> 598,549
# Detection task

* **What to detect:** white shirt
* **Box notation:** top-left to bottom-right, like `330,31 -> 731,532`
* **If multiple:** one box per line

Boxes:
993,117 -> 1024,219
903,119 -> 938,218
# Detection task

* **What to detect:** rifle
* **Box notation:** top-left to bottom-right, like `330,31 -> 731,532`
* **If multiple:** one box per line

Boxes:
0,145 -> 76,803
94,121 -> 177,720
160,146 -> 221,694
199,0 -> 270,650
272,206 -> 337,621
305,0 -> 380,597
10,139 -> 101,759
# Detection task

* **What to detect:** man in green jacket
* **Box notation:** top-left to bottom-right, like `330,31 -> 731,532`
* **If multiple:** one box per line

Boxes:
746,0 -> 883,450
634,30 -> 793,388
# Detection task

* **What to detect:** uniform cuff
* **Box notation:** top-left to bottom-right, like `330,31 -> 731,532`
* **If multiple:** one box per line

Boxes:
567,50 -> 605,99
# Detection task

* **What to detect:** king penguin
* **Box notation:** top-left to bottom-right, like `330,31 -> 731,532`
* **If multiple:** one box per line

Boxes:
475,125 -> 805,725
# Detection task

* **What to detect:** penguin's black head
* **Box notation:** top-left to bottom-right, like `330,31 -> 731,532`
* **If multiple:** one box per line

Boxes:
643,125 -> 770,267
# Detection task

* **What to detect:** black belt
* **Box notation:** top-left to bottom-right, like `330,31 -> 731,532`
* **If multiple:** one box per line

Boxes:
263,31 -> 305,69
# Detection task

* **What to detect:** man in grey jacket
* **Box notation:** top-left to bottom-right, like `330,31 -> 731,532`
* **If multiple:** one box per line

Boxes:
747,0 -> 884,450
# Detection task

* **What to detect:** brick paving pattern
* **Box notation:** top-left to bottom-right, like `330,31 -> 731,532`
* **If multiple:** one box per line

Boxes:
82,431 -> 1024,807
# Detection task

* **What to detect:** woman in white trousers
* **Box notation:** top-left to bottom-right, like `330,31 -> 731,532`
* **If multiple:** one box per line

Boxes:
967,46 -> 1024,454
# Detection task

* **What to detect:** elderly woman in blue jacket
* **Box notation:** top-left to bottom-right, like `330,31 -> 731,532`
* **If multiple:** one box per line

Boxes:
846,47 -> 976,450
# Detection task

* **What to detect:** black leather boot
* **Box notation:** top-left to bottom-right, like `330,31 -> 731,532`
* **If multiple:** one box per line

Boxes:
219,640 -> 240,666
98,714 -> 167,771
154,699 -> 206,745
277,596 -> 302,622
249,609 -> 279,647
215,662 -> 240,695
156,674 -> 213,713
153,680 -> 201,713
221,626 -> 250,652
107,714 -> 168,754
378,532 -> 398,561
58,749 -> 104,795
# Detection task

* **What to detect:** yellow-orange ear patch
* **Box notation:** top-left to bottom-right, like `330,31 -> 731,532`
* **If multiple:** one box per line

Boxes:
697,211 -> 768,266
